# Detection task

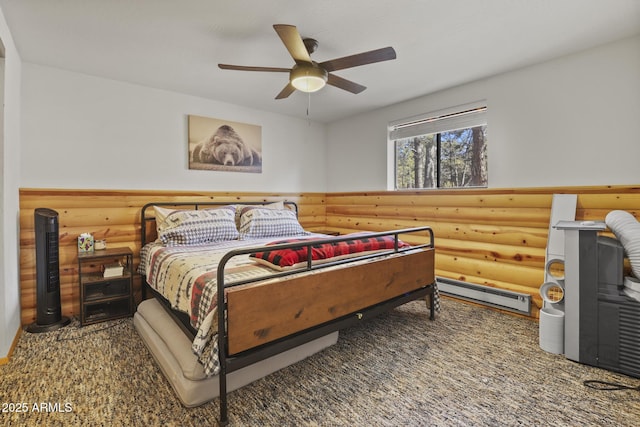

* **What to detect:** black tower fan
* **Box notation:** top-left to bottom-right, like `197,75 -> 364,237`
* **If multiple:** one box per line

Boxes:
26,208 -> 70,333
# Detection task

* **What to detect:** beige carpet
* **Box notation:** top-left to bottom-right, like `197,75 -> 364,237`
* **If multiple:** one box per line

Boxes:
1,298 -> 639,426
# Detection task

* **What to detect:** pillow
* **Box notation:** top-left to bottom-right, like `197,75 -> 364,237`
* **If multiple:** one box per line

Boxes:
233,201 -> 285,229
238,206 -> 306,239
153,205 -> 180,237
154,204 -> 241,234
157,206 -> 239,246
154,206 -> 176,229
605,210 -> 640,278
250,234 -> 409,271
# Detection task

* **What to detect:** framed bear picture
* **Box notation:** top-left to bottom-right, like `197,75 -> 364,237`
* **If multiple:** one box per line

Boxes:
188,115 -> 262,173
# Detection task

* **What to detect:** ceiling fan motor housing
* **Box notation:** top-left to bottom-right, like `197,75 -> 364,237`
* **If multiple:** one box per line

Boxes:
302,38 -> 319,54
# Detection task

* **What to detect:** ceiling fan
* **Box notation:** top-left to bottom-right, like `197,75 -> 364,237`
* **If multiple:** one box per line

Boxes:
218,24 -> 396,99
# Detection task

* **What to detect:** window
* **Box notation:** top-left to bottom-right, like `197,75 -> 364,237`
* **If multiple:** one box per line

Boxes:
389,102 -> 487,189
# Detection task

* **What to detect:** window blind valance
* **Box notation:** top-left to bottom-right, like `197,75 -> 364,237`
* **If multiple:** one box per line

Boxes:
389,101 -> 487,140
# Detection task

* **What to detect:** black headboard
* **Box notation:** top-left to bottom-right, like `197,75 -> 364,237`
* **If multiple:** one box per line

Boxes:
140,201 -> 298,247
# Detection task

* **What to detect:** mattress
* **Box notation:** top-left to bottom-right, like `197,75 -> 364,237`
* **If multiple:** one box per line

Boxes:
134,298 -> 338,407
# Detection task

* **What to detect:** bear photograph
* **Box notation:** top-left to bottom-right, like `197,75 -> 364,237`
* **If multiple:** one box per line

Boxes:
188,115 -> 262,173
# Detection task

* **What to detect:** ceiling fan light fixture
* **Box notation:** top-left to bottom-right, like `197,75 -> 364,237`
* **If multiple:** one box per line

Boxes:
290,64 -> 328,93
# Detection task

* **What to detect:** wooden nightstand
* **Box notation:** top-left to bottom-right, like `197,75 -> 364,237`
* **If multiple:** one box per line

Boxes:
77,247 -> 134,326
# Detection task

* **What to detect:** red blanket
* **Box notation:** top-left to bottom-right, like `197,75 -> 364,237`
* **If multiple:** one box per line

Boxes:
250,234 -> 408,269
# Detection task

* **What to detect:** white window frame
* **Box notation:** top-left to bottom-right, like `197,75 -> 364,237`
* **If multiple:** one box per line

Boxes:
387,100 -> 487,190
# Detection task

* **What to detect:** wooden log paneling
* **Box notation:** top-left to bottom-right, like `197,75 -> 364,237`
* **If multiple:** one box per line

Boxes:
18,189 -> 326,325
18,185 -> 640,324
325,185 -> 640,318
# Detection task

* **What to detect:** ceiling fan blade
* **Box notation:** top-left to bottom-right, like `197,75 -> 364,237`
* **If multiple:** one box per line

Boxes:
320,47 -> 396,72
327,74 -> 366,94
218,64 -> 290,73
275,83 -> 296,99
273,24 -> 312,64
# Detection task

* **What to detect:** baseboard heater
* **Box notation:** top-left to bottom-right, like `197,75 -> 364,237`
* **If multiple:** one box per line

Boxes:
436,277 -> 531,315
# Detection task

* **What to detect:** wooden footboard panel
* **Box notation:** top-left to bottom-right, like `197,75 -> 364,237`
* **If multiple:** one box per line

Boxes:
226,248 -> 435,355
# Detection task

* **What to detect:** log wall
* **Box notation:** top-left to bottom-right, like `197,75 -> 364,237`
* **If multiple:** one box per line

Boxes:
325,186 -> 640,317
18,185 -> 640,324
18,189 -> 326,325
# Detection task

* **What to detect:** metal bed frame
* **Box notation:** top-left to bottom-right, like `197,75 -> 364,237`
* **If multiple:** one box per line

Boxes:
139,201 -> 435,425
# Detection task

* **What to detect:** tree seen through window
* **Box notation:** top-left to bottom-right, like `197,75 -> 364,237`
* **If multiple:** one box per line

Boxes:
395,125 -> 487,189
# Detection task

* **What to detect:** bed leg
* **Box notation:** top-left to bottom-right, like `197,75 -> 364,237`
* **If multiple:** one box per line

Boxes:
428,285 -> 435,321
219,370 -> 228,426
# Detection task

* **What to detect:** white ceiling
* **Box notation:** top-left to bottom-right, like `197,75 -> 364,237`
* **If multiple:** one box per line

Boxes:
2,0 -> 639,123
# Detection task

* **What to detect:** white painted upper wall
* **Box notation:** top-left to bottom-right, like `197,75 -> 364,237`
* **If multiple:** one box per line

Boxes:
326,35 -> 640,191
20,35 -> 640,195
20,65 -> 327,193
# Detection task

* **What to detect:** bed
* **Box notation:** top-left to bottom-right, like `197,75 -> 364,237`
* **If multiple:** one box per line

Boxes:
134,201 -> 436,424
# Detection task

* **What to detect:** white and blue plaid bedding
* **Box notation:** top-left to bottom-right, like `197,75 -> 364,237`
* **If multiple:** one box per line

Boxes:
139,236 -> 324,376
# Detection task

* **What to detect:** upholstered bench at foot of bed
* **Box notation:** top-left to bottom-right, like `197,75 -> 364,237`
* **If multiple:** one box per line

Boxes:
133,298 -> 339,407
